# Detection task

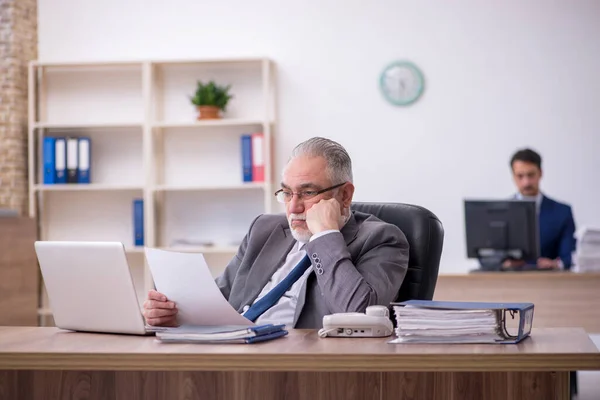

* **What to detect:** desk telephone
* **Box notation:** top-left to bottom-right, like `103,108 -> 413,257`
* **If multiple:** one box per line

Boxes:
318,305 -> 394,338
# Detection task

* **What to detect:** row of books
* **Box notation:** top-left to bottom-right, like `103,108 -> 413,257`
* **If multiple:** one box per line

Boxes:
43,137 -> 91,184
43,133 -> 265,185
241,133 -> 264,182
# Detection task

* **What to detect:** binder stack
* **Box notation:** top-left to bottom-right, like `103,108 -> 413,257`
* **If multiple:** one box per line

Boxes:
42,136 -> 91,184
240,133 -> 264,183
390,300 -> 534,344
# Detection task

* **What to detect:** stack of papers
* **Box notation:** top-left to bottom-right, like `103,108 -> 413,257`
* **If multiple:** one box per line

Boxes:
392,306 -> 503,343
575,227 -> 600,272
390,300 -> 534,344
145,247 -> 254,326
143,248 -> 288,344
156,324 -> 288,344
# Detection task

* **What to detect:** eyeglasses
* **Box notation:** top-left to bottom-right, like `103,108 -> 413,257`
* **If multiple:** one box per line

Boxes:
274,182 -> 346,204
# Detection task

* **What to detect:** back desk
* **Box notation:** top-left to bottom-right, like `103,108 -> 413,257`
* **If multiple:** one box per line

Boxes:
434,271 -> 600,333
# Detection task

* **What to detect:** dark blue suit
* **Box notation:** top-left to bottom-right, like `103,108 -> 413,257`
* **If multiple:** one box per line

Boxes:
538,195 -> 576,269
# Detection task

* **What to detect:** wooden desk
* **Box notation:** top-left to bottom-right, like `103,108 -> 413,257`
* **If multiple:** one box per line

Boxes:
1,327 -> 599,400
434,272 -> 600,333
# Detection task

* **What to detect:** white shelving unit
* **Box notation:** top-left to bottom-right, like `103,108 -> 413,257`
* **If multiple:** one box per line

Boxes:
28,58 -> 276,325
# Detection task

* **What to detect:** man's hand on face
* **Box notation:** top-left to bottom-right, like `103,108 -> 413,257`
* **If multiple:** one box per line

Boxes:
143,289 -> 179,327
306,198 -> 343,235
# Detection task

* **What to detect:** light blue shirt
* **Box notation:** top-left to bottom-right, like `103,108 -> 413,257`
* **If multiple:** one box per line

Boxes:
242,229 -> 340,326
515,192 -> 543,214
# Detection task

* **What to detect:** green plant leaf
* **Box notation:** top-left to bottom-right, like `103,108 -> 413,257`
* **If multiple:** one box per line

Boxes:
190,80 -> 234,111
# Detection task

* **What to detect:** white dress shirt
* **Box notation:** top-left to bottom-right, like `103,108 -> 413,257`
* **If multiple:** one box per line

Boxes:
515,192 -> 543,214
242,229 -> 339,326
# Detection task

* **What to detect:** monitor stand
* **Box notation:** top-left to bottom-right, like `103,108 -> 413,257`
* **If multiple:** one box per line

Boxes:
477,255 -> 505,271
477,249 -> 524,271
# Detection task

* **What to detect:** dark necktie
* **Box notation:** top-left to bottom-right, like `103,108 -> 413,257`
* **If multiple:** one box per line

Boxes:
243,254 -> 312,322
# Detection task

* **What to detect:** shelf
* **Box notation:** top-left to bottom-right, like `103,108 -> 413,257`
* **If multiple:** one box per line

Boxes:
161,245 -> 239,254
154,183 -> 266,192
32,58 -> 269,68
153,119 -> 266,129
32,60 -> 143,68
151,57 -> 268,67
33,122 -> 143,129
35,184 -> 144,192
29,57 -> 275,326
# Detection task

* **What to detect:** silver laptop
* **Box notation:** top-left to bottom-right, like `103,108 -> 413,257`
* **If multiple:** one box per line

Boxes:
34,241 -> 166,335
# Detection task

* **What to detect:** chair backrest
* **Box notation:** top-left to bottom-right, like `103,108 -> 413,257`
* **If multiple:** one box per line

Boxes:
351,202 -> 444,302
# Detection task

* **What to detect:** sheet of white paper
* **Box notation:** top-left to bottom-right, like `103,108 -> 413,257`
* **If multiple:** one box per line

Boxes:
145,247 -> 254,326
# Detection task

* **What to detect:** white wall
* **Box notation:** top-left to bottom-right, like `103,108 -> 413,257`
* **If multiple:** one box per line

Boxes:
37,0 -> 600,273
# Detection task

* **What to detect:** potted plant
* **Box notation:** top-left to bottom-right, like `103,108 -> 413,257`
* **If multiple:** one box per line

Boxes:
190,80 -> 233,120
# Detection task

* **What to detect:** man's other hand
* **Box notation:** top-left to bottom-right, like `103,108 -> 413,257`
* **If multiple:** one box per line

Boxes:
502,259 -> 526,268
537,257 -> 560,269
143,290 -> 178,326
306,198 -> 342,234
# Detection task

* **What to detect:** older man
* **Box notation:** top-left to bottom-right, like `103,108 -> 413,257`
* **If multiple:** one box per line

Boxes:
143,137 -> 409,328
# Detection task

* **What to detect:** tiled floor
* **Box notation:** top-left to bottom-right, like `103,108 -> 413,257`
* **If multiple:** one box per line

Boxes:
575,334 -> 600,400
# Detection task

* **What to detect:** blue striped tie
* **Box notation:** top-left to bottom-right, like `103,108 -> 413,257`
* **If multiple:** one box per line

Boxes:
243,255 -> 312,322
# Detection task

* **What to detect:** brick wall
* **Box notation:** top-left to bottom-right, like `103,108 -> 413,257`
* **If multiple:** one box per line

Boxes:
0,0 -> 37,215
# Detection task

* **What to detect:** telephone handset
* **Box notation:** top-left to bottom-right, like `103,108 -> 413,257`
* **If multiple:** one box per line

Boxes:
318,305 -> 394,338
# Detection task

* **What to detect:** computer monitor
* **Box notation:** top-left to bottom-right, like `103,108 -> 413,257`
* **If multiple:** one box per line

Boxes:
464,200 -> 540,269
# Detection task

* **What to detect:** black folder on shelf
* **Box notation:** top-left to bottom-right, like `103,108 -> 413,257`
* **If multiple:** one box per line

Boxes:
66,137 -> 79,183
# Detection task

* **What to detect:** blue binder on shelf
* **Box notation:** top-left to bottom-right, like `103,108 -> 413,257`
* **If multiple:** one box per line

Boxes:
240,134 -> 253,182
133,199 -> 144,246
391,300 -> 534,344
77,137 -> 91,184
42,137 -> 56,184
54,137 -> 67,184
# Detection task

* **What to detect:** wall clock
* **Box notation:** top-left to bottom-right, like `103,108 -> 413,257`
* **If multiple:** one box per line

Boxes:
379,61 -> 425,106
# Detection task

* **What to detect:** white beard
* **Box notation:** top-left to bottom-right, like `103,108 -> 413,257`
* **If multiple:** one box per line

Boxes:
288,214 -> 312,243
288,210 -> 350,243
290,227 -> 312,244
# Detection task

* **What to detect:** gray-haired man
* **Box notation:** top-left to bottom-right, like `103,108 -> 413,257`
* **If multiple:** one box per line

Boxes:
143,137 -> 409,329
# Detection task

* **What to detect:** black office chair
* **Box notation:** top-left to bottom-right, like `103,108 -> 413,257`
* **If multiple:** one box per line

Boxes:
351,202 -> 444,302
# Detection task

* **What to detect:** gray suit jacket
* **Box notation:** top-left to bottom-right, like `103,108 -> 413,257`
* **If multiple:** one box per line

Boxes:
215,210 -> 409,328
